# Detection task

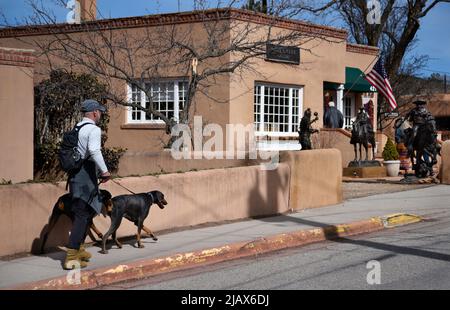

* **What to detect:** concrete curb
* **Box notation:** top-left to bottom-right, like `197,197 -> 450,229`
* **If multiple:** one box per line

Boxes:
6,213 -> 422,290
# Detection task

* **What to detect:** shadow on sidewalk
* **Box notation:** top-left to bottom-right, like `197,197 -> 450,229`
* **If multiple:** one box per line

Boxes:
98,236 -> 159,254
258,214 -> 450,263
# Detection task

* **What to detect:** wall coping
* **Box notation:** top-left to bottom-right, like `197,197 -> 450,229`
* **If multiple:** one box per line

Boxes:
346,43 -> 379,56
0,8 -> 348,40
320,127 -> 352,138
0,47 -> 36,67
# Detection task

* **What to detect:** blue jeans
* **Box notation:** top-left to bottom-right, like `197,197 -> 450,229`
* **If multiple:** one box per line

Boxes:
67,198 -> 96,250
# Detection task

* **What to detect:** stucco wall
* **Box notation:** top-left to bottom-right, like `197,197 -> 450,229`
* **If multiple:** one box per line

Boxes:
345,46 -> 378,71
0,13 -> 377,156
0,22 -> 232,154
281,149 -> 342,210
229,25 -> 347,130
440,141 -> 450,184
318,129 -> 356,167
0,48 -> 35,183
345,45 -> 379,131
0,149 -> 341,257
0,164 -> 290,257
117,150 -> 260,176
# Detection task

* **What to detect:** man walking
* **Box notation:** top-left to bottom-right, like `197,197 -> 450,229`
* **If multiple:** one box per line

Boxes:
65,99 -> 111,270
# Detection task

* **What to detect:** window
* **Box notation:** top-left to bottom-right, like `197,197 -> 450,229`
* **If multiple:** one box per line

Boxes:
344,95 -> 355,129
254,83 -> 303,136
127,80 -> 188,123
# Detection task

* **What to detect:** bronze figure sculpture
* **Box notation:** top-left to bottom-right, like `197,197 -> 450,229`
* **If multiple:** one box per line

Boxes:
298,108 -> 319,150
395,100 -> 441,178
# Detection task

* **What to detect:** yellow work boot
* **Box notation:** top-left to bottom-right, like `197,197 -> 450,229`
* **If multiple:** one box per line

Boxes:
78,244 -> 92,262
63,248 -> 88,270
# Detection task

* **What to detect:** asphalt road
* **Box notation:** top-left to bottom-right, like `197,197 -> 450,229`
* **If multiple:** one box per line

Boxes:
102,209 -> 450,290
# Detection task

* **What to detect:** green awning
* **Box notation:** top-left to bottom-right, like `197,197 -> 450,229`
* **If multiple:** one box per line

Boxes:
345,67 -> 376,93
324,68 -> 376,92
323,82 -> 340,90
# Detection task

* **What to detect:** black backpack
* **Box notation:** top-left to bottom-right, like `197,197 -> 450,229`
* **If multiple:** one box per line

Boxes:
59,123 -> 93,174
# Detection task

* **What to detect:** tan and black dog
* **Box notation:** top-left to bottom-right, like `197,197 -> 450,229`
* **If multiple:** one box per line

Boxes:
100,191 -> 167,254
40,190 -> 113,254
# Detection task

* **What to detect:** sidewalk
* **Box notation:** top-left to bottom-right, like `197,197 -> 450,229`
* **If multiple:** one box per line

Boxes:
1,185 -> 449,289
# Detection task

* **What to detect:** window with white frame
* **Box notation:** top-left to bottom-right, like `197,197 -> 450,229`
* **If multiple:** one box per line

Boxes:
254,83 -> 303,136
344,95 -> 355,129
127,80 -> 188,123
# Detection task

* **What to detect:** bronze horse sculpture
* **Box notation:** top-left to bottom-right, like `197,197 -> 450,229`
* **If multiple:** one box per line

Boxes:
350,109 -> 376,162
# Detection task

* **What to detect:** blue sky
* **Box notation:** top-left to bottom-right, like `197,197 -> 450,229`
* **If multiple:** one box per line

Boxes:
1,0 -> 449,77
415,5 -> 450,77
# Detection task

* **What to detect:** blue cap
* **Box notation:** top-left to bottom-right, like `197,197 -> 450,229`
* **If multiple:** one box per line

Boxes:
81,99 -> 107,112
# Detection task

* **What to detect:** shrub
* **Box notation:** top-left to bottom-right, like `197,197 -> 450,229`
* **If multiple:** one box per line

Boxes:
34,70 -> 126,180
103,147 -> 127,173
382,137 -> 399,161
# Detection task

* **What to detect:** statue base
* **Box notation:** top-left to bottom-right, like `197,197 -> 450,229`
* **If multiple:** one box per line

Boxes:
343,166 -> 387,178
347,160 -> 382,168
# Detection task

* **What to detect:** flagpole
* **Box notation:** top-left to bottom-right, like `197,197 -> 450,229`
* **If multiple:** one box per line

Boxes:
342,55 -> 379,98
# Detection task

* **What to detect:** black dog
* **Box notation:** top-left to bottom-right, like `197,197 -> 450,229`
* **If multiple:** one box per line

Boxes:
40,190 -> 113,254
100,191 -> 168,254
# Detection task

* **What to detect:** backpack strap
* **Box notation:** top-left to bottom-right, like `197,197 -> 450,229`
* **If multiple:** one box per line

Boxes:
74,122 -> 95,161
75,122 -> 95,131
66,123 -> 96,191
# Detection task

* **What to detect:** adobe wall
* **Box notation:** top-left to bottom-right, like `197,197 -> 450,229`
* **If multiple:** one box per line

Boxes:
0,47 -> 35,183
317,129 -> 383,168
0,149 -> 341,257
440,141 -> 450,184
0,22 -> 232,154
318,129 -> 356,167
281,149 -> 342,210
0,164 -> 289,257
116,150 -> 260,176
229,24 -> 348,130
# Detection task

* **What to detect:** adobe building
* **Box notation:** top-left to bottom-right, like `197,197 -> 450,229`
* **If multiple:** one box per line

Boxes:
382,93 -> 450,142
0,4 -> 379,176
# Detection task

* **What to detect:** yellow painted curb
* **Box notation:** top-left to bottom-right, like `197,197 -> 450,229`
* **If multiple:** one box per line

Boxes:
381,213 -> 423,228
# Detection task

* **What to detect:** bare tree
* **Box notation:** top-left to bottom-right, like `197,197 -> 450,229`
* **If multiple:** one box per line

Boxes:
286,0 -> 450,131
242,0 -> 270,13
1,0 -> 343,146
288,0 -> 449,76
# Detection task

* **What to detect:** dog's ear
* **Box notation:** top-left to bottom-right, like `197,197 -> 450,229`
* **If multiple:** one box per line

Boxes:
100,190 -> 112,202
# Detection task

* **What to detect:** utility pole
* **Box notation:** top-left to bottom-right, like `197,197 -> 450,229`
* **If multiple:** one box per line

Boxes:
445,74 -> 448,93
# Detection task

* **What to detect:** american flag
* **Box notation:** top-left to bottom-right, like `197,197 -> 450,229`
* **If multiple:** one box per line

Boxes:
365,58 -> 397,111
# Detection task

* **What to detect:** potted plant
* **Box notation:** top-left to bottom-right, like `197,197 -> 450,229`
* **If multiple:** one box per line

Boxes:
382,138 -> 401,177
